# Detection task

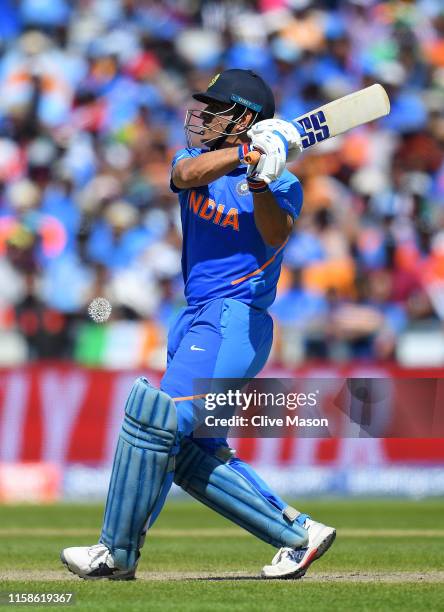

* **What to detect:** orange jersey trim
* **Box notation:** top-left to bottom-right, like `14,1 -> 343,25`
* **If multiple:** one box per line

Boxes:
230,238 -> 289,286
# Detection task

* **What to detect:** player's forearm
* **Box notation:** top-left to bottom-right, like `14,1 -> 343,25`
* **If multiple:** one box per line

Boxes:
253,191 -> 293,247
173,148 -> 240,188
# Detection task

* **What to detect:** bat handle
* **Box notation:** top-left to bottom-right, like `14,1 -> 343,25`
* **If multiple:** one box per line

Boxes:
244,150 -> 261,165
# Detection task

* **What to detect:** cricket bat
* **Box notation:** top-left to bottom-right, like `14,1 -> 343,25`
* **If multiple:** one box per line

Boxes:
244,83 -> 390,165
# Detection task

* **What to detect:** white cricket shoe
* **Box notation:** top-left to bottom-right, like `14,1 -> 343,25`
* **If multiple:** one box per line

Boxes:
261,519 -> 336,579
60,544 -> 136,580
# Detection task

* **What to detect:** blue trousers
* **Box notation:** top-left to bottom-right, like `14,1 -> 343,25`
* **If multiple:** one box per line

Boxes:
159,297 -> 288,514
162,298 -> 272,436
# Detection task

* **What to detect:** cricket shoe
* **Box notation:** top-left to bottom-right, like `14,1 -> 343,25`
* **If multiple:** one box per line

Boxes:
261,519 -> 336,579
60,544 -> 136,580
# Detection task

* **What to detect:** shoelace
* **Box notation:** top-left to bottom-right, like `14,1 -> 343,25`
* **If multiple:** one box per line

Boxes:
289,548 -> 308,563
87,544 -> 112,567
274,547 -> 307,565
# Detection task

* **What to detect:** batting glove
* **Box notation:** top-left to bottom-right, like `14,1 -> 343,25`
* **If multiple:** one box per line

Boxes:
247,130 -> 287,185
248,118 -> 304,162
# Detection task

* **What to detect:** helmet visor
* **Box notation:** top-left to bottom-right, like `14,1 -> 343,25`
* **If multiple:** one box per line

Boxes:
184,101 -> 257,148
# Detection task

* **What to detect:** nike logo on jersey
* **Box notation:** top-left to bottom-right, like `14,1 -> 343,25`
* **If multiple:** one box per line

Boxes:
188,191 -> 239,231
190,345 -> 206,351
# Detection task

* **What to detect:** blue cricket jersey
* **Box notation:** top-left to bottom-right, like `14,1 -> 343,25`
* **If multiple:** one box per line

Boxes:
170,147 -> 303,310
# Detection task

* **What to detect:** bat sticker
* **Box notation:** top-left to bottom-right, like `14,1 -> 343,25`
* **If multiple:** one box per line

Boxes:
299,111 -> 330,149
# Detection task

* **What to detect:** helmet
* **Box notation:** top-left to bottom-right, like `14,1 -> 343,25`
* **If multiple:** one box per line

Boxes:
185,69 -> 275,148
193,69 -> 275,121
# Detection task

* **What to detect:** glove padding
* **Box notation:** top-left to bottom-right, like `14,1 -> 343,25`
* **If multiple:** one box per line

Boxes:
247,130 -> 287,184
248,118 -> 304,162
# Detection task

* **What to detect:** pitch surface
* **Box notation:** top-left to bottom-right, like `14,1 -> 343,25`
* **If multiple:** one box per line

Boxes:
1,500 -> 443,611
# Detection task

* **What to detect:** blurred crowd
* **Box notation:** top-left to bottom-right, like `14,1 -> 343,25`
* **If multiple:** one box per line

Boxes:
1,0 -> 444,368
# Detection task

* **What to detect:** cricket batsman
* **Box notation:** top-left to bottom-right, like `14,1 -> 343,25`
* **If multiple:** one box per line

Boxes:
61,69 -> 336,580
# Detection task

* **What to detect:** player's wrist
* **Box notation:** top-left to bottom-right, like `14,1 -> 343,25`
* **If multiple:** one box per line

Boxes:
247,176 -> 269,193
238,143 -> 254,165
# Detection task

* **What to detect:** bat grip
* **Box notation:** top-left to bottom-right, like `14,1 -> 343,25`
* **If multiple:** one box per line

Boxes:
244,150 -> 261,165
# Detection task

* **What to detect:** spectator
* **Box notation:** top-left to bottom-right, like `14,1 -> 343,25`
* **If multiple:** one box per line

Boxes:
0,0 -> 443,367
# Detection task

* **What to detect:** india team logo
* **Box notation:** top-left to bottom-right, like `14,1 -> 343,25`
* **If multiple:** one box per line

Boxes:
236,179 -> 249,196
208,73 -> 220,88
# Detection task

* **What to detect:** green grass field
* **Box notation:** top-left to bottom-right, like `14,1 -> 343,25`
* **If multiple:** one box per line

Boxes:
1,499 -> 443,611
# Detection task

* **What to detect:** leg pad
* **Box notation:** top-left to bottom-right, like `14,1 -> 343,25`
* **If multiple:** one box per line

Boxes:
100,378 -> 177,569
174,438 -> 308,549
